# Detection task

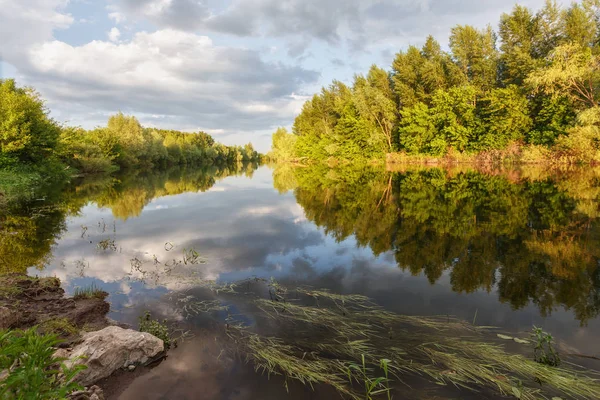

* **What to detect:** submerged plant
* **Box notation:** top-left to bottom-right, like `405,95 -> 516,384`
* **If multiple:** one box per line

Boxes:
139,311 -> 171,350
210,281 -> 600,400
96,238 -> 117,252
182,248 -> 205,265
531,326 -> 561,367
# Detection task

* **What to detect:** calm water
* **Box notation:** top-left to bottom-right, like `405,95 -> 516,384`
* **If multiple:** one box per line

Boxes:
4,163 -> 600,398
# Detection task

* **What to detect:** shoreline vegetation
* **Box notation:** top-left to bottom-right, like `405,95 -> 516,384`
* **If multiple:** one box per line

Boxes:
269,0 -> 600,166
3,272 -> 600,399
0,78 -> 262,204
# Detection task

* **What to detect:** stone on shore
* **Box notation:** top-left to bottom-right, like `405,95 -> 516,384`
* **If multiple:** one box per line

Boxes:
65,326 -> 164,386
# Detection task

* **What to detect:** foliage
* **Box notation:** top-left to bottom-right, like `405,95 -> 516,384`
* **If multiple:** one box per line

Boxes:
0,79 -> 261,194
346,355 -> 392,400
139,311 -> 171,349
274,0 -> 600,164
0,79 -> 61,165
0,328 -> 86,399
476,85 -> 532,149
73,283 -> 107,300
526,43 -> 600,108
267,127 -> 297,162
531,326 -> 561,366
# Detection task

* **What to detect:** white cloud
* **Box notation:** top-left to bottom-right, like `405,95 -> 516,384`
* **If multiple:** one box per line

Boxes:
15,28 -> 317,151
112,0 -> 568,53
108,27 -> 121,42
0,0 -> 73,64
108,11 -> 126,24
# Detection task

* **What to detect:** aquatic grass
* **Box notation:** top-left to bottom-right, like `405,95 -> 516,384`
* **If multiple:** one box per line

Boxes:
216,284 -> 600,400
416,339 -> 600,400
226,323 -> 359,398
532,326 -> 561,366
346,355 -> 392,400
73,283 -> 106,300
96,238 -> 117,252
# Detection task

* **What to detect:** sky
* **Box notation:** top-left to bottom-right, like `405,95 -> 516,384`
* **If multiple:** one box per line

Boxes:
0,0 -> 571,152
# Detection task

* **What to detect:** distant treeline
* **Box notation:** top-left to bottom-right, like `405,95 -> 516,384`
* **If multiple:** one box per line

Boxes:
270,0 -> 600,164
0,78 -> 261,197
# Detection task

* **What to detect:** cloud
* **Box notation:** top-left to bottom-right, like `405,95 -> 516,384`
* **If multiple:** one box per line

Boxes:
0,0 -> 73,64
108,27 -> 121,42
111,0 -> 566,53
117,0 -> 211,31
108,11 -> 126,24
8,27 -> 317,150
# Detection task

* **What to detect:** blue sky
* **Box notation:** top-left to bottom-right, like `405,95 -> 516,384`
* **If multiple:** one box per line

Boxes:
0,0 -> 568,151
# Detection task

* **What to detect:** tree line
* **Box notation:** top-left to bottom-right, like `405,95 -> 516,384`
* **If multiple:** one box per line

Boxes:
270,0 -> 600,164
0,78 -> 261,196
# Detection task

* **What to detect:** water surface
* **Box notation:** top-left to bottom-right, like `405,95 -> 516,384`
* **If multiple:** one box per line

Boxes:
4,163 -> 600,398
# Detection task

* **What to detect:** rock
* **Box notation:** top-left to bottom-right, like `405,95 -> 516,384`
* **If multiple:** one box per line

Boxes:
0,306 -> 18,329
68,385 -> 104,400
66,326 -> 164,386
54,348 -> 72,360
128,364 -> 136,371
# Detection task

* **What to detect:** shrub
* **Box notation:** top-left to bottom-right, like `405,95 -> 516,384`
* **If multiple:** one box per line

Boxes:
138,311 -> 171,349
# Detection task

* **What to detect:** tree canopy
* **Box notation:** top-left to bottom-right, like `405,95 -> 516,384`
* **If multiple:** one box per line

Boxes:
271,0 -> 600,164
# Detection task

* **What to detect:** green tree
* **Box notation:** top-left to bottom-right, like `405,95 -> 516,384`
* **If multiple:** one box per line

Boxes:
269,127 -> 298,161
353,65 -> 397,152
391,37 -> 464,108
527,43 -> 600,109
430,85 -> 479,153
449,25 -> 498,92
398,102 -> 437,154
0,79 -> 61,164
477,86 -> 532,149
562,0 -> 600,48
498,5 -> 540,85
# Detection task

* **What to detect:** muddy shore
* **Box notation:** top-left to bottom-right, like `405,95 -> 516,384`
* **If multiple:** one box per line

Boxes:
0,274 -> 157,399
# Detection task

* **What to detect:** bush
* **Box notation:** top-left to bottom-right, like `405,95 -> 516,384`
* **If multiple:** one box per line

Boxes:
0,79 -> 61,164
556,126 -> 600,163
138,311 -> 171,349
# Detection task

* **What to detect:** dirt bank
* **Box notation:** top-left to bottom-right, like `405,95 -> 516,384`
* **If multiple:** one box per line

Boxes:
0,274 -> 110,345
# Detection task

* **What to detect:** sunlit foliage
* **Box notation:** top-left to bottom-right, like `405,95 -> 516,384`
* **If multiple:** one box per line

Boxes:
273,0 -> 600,163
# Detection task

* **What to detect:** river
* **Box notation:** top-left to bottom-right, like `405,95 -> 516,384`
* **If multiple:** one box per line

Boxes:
3,163 -> 600,399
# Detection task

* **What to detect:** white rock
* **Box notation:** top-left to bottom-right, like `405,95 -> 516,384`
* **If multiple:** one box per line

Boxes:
66,326 -> 164,386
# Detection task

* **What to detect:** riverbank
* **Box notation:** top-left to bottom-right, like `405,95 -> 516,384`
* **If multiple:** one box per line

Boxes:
386,141 -> 600,166
0,274 -> 165,399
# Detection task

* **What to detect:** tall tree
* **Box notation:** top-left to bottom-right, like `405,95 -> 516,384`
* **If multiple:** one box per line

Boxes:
527,43 -> 600,109
562,0 -> 600,48
353,65 -> 397,152
449,25 -> 499,92
498,5 -> 539,85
